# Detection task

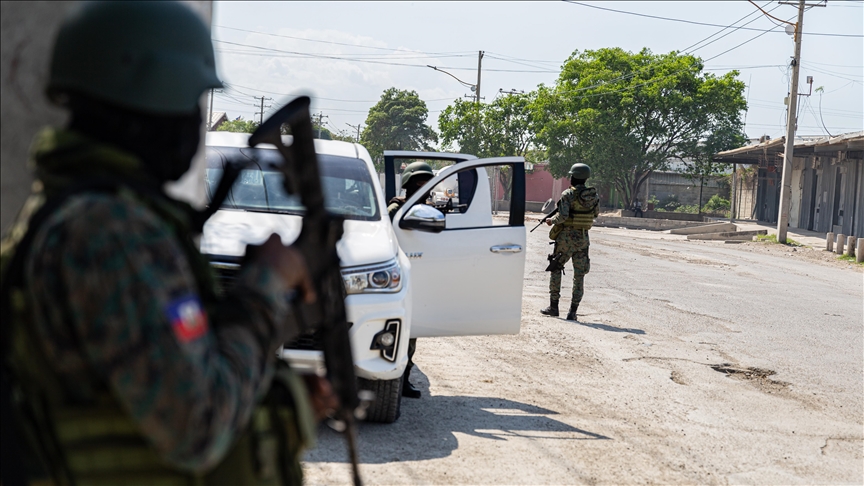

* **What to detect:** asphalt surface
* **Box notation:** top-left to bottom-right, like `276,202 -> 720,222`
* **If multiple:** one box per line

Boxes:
303,225 -> 863,485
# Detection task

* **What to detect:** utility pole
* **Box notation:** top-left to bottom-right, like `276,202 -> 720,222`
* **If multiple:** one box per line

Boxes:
776,0 -> 807,243
208,88 -> 214,131
346,122 -> 363,142
475,50 -> 484,104
254,96 -> 272,125
313,111 -> 329,138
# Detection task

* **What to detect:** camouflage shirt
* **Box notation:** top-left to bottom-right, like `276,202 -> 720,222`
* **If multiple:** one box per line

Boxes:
4,129 -> 293,473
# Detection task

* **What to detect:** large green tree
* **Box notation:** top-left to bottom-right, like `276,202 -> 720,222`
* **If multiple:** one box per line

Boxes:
361,88 -> 438,167
534,48 -> 747,209
439,92 -> 538,200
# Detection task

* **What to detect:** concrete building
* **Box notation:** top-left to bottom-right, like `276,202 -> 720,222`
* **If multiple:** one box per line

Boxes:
714,131 -> 864,238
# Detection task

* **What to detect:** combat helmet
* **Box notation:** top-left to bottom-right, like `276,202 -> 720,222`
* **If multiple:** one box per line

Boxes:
46,1 -> 223,114
568,163 -> 591,179
401,161 -> 435,188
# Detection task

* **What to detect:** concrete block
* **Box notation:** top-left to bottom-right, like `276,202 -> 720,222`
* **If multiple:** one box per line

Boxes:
846,236 -> 856,258
669,222 -> 737,235
836,234 -> 846,255
826,232 -> 834,252
687,230 -> 767,241
857,238 -> 863,264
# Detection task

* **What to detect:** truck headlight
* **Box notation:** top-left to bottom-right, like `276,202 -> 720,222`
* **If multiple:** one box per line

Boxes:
342,260 -> 402,294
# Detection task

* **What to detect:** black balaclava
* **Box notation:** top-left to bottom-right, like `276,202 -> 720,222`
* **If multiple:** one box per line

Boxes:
405,174 -> 433,199
571,177 -> 586,187
67,93 -> 202,183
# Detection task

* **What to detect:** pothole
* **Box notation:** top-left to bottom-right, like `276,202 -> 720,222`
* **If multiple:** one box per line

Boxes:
710,363 -> 789,392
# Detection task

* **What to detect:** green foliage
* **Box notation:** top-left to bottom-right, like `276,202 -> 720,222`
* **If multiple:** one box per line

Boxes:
673,204 -> 699,214
837,254 -> 864,266
216,118 -> 259,133
439,92 -> 538,200
647,195 -> 660,205
533,47 -> 747,210
658,195 -> 681,211
361,88 -> 438,167
703,194 -> 731,213
755,234 -> 804,247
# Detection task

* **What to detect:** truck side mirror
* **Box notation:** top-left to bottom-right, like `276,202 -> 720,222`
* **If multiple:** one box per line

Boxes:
399,204 -> 445,233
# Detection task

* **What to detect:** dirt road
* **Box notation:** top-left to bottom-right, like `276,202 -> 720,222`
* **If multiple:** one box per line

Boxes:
304,226 -> 863,485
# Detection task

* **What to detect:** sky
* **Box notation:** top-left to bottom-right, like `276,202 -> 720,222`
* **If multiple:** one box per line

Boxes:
210,1 -> 863,145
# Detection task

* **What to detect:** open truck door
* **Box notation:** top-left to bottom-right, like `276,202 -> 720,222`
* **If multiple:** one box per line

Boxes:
390,155 -> 527,338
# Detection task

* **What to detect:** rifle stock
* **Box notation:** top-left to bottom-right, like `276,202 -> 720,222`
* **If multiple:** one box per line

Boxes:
249,97 -> 363,486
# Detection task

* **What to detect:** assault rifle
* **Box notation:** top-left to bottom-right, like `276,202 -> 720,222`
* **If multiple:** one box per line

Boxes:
249,97 -> 364,486
530,198 -> 558,232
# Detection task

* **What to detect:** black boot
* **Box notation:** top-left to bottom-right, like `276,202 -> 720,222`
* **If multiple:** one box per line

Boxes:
402,372 -> 421,398
565,303 -> 579,321
540,299 -> 559,317
402,340 -> 421,398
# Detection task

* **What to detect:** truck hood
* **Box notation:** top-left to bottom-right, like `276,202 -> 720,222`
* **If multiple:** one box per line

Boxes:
200,209 -> 399,268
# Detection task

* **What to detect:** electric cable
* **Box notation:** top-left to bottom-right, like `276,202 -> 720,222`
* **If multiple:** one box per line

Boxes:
562,1 -> 862,37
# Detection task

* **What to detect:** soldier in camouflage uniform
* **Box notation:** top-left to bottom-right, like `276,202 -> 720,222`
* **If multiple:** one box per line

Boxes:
0,2 -> 326,485
387,161 -> 435,399
540,163 -> 599,321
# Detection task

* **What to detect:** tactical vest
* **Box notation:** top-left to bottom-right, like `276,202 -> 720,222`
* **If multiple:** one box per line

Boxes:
1,169 -> 310,485
561,187 -> 597,230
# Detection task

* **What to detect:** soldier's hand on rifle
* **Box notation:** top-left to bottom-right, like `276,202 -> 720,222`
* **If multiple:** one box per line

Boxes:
248,234 -> 317,304
545,219 -> 553,226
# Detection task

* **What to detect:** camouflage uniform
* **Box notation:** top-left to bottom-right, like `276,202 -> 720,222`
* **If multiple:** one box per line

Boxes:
547,184 -> 599,305
1,129 -> 311,483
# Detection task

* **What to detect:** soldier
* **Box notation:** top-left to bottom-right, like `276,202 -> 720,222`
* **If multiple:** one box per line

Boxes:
540,163 -> 599,321
387,161 -> 435,399
0,2 -> 329,485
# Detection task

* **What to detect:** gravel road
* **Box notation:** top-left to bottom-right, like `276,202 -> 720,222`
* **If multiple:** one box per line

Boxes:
303,226 -> 863,485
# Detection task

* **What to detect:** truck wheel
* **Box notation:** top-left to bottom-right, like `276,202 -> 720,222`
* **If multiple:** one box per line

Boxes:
358,377 -> 402,423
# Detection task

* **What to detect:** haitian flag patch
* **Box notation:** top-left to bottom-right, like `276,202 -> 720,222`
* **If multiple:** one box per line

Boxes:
166,295 -> 208,343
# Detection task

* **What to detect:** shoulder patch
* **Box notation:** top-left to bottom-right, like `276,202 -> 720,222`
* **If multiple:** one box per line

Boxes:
166,295 -> 209,343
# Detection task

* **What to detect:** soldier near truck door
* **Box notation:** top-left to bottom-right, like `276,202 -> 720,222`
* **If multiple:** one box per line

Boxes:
0,2 -> 327,485
540,163 -> 599,321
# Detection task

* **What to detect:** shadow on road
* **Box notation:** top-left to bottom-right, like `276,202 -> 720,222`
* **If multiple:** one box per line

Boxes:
305,369 -> 610,465
574,320 -> 646,334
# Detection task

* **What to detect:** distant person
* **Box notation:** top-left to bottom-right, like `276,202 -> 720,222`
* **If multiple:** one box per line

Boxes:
540,163 -> 599,321
388,161 -> 435,399
633,198 -> 644,218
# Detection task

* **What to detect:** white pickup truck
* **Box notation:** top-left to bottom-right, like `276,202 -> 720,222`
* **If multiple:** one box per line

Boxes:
200,132 -> 527,422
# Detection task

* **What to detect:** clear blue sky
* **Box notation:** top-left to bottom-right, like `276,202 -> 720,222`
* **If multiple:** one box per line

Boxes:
211,1 -> 863,143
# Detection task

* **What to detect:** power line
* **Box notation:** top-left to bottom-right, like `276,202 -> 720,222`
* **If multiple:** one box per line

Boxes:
214,24 -> 476,56
562,1 -> 863,37
681,2 -> 781,54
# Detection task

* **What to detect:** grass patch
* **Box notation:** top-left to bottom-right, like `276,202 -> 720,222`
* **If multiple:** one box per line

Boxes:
754,234 -> 804,247
837,254 -> 864,266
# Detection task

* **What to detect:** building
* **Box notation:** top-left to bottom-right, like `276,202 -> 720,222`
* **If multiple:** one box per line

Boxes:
714,131 -> 863,237
208,111 -> 227,131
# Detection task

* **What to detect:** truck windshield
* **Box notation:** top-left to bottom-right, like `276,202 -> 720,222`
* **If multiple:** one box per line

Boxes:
205,146 -> 381,221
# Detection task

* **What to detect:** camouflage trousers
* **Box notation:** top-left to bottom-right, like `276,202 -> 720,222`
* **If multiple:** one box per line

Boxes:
549,228 -> 590,303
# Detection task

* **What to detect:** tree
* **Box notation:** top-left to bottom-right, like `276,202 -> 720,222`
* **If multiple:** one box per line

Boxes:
361,88 -> 438,168
439,92 -> 538,200
534,48 -> 747,209
216,117 -> 259,133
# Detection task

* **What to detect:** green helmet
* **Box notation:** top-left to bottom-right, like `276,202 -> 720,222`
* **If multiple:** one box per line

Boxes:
46,1 -> 222,115
568,163 -> 591,179
401,162 -> 435,188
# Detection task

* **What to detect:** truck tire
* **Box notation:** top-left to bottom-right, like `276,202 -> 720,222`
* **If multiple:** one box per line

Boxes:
358,377 -> 402,423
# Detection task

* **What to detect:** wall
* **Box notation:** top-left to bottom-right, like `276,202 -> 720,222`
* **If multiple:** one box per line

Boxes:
639,171 -> 728,207
0,1 -> 213,232
525,164 -> 569,203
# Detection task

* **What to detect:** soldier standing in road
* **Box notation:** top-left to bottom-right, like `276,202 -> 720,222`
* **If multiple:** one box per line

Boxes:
387,161 -> 435,399
0,2 -> 329,485
540,163 -> 599,321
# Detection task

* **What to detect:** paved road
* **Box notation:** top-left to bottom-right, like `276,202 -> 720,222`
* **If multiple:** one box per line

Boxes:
304,226 -> 863,485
